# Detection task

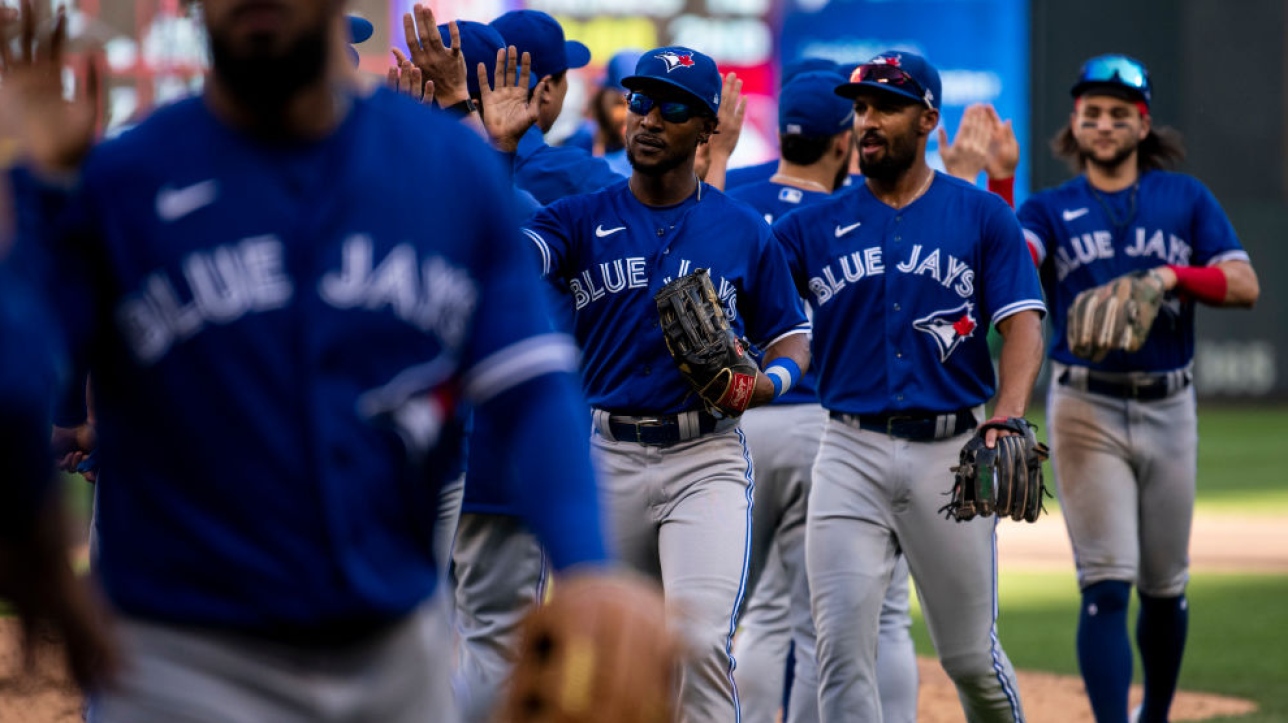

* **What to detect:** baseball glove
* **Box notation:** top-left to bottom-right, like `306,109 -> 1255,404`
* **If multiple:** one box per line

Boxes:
654,269 -> 759,418
1066,269 -> 1166,362
941,417 -> 1051,523
498,572 -> 682,723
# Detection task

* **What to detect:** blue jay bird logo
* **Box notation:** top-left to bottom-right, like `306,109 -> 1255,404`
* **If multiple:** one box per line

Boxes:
913,302 -> 978,362
656,50 -> 696,72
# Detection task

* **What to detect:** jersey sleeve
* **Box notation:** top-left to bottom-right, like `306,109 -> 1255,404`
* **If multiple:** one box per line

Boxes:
520,199 -> 575,280
979,194 -> 1047,325
1015,194 -> 1054,268
1187,179 -> 1249,266
742,219 -> 810,349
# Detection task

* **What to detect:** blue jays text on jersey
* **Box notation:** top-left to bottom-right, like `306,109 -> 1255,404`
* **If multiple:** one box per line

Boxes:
31,88 -> 606,635
1017,171 -> 1249,373
773,173 -> 1046,415
523,179 -> 810,415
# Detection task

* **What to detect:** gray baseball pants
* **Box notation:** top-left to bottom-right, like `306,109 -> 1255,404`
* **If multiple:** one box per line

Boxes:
807,417 -> 1024,722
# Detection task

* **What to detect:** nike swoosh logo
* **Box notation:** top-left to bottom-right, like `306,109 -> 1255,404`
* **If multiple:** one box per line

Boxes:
156,180 -> 218,222
1062,208 -> 1090,222
595,224 -> 626,238
834,221 -> 862,237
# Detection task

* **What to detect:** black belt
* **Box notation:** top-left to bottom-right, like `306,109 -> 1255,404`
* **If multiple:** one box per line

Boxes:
828,409 -> 977,441
1058,369 -> 1190,401
605,411 -> 721,446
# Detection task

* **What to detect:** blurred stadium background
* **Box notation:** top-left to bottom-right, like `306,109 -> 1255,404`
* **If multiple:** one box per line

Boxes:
32,0 -> 1286,400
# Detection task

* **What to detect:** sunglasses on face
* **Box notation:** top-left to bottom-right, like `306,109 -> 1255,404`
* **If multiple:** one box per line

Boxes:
627,92 -> 700,123
849,63 -> 932,108
1077,55 -> 1149,92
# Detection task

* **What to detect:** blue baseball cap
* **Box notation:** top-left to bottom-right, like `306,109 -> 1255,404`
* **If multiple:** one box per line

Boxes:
438,21 -> 506,99
1071,54 -> 1152,107
779,70 -> 854,137
604,49 -> 643,92
489,10 -> 590,83
781,57 -> 839,88
621,46 -> 721,117
835,51 -> 941,110
346,15 -> 373,69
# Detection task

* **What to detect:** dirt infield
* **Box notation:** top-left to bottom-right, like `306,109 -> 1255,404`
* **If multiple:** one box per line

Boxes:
1,511 -> 1278,722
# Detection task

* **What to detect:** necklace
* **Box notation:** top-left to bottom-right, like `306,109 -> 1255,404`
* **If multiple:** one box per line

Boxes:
873,168 -> 934,209
771,173 -> 830,193
629,173 -> 703,204
1088,179 -> 1139,232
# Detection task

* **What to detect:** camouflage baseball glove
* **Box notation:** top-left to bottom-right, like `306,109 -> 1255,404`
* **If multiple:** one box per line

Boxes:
1066,269 -> 1166,362
654,268 -> 759,418
498,572 -> 682,723
941,417 -> 1051,523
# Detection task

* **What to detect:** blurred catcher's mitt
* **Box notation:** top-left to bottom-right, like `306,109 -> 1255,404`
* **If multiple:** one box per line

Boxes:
941,417 -> 1051,523
1066,269 -> 1166,362
498,572 -> 682,723
654,268 -> 758,419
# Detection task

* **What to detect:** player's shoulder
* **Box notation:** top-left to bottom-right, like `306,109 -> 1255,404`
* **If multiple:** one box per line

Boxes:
541,176 -> 631,215
1139,169 -> 1210,198
84,97 -> 208,178
772,182 -> 856,232
930,171 -> 1010,211
702,185 -> 777,228
1019,174 -> 1089,214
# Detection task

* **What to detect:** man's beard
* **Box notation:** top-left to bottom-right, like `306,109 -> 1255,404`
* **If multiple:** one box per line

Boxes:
208,23 -> 330,116
626,141 -> 693,177
1081,139 -> 1138,174
857,131 -> 918,183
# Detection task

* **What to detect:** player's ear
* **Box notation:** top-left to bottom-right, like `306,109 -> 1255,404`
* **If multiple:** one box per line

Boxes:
698,115 -> 718,144
918,108 -> 940,136
1138,111 -> 1152,140
833,129 -> 853,158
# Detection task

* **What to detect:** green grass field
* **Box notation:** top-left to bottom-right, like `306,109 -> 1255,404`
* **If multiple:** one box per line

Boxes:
909,404 -> 1288,721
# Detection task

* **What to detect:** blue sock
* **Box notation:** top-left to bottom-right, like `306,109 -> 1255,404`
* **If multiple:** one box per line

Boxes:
1136,592 -> 1188,723
1078,580 -> 1133,723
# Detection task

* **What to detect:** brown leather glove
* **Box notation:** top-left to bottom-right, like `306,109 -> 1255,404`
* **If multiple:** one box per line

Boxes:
497,571 -> 682,723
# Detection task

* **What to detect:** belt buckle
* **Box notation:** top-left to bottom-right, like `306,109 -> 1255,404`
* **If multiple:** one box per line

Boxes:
631,417 -> 665,444
885,415 -> 914,435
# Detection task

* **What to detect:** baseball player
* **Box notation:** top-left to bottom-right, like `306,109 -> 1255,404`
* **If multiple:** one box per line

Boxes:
725,69 -> 919,723
1017,54 -> 1259,723
6,1 -> 624,720
485,9 -> 627,204
522,46 -> 811,721
724,57 -> 845,191
773,52 -> 1046,722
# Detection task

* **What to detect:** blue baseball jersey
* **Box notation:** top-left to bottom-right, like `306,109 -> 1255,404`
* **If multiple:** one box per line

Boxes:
774,173 -> 1046,414
726,179 -> 833,406
38,88 -> 605,633
514,126 -> 626,206
724,159 -> 778,190
1018,171 -> 1248,373
524,179 -> 810,414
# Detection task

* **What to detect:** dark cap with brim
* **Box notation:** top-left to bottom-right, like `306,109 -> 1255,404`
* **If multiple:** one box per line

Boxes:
621,47 -> 721,117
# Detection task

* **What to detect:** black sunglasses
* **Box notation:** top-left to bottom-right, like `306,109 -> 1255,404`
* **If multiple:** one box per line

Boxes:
627,92 -> 701,124
849,64 -> 932,108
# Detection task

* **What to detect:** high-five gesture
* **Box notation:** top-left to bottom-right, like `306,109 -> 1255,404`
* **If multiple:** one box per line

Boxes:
0,0 -> 100,175
477,46 -> 537,152
399,4 -> 469,107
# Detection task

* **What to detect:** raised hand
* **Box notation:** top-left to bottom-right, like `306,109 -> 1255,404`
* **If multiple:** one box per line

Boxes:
477,46 -> 537,152
386,54 -> 433,104
399,4 -> 469,107
937,103 -> 995,183
983,104 -> 1019,180
0,1 -> 100,175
